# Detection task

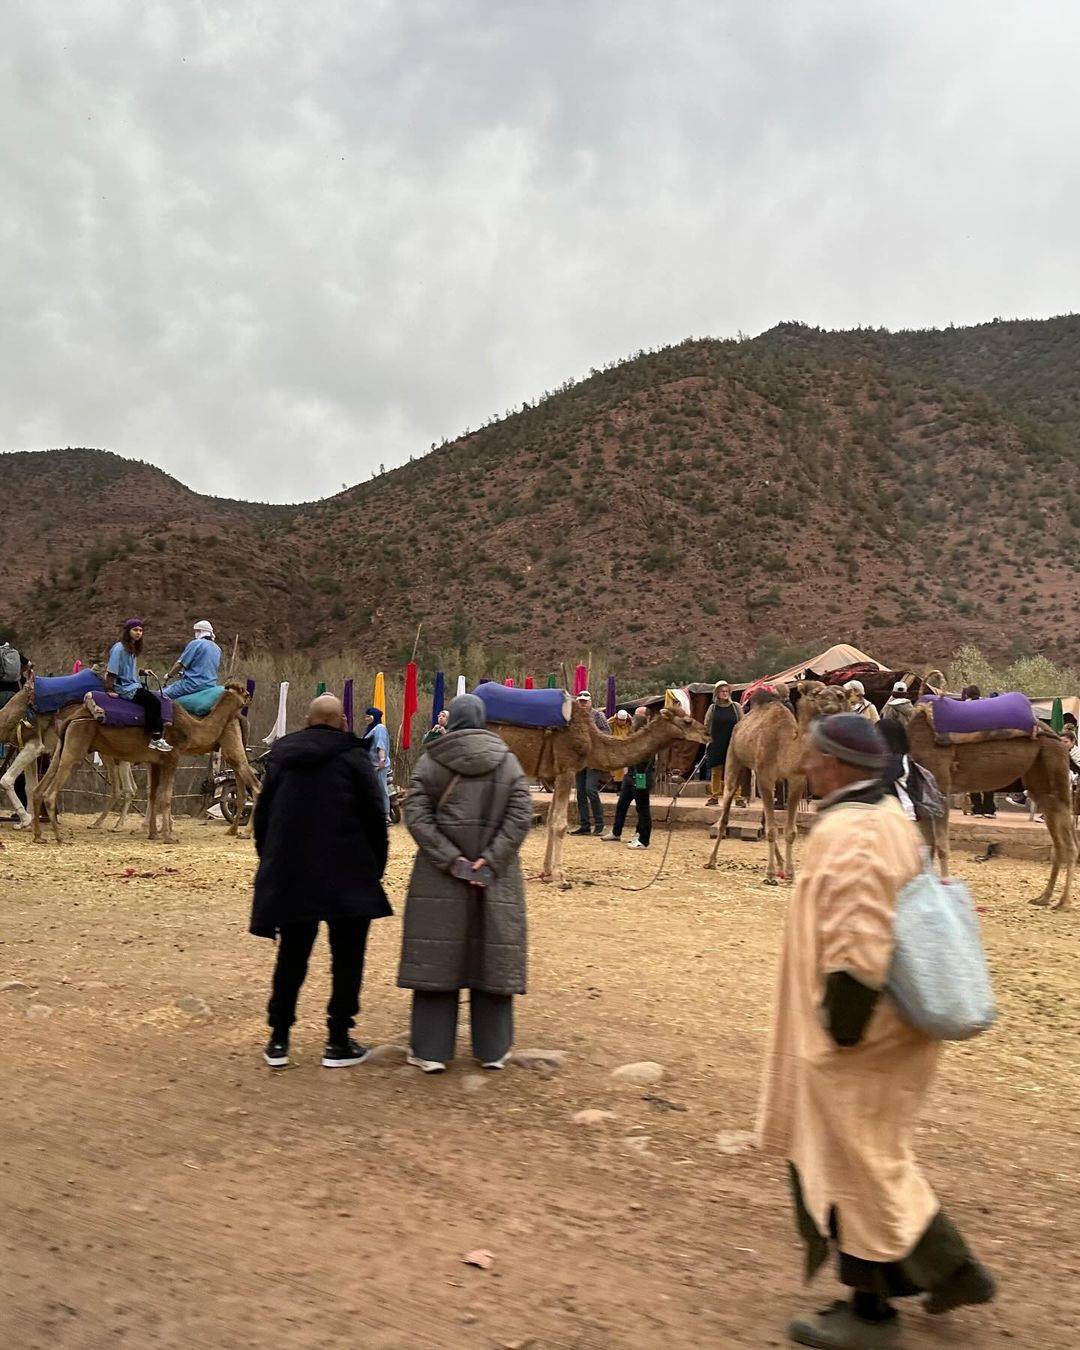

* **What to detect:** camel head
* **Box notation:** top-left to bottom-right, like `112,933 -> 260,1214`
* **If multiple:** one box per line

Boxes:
790,679 -> 846,725
655,705 -> 709,745
223,680 -> 252,709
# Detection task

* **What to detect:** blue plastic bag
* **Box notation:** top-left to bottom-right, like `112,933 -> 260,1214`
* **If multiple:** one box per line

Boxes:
886,870 -> 996,1040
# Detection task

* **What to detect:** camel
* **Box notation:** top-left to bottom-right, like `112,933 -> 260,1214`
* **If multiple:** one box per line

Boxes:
906,706 -> 1075,910
489,704 -> 708,883
0,675 -> 258,839
705,681 -> 847,883
33,683 -> 255,844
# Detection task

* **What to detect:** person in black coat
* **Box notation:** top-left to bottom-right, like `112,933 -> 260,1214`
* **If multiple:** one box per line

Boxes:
250,694 -> 392,1070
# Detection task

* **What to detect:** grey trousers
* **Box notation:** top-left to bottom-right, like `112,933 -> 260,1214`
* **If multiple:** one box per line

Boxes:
576,768 -> 603,828
410,989 -> 514,1063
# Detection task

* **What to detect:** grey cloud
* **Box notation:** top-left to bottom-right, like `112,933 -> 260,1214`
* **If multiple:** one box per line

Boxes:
2,0 -> 1079,500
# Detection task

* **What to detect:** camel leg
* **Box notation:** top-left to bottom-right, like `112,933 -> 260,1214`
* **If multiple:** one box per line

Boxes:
91,759 -> 121,829
35,719 -> 97,843
156,759 -> 178,843
781,774 -> 803,882
1,740 -> 39,828
541,772 -> 573,883
705,773 -> 742,869
112,761 -> 137,831
146,764 -> 160,841
760,777 -> 780,885
1027,791 -> 1074,910
226,761 -> 260,840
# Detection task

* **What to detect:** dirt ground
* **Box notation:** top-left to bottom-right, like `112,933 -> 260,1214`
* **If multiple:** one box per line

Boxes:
2,811 -> 1078,1349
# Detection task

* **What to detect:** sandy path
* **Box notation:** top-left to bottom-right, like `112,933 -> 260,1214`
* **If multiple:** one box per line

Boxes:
1,816 -> 1077,1348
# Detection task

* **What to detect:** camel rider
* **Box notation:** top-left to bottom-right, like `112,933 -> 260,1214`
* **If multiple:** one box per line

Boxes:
704,679 -> 742,805
843,679 -> 881,724
105,618 -> 172,752
163,620 -> 222,700
363,706 -> 392,819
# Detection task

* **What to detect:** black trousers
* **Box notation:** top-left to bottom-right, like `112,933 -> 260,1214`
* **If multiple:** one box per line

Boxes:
267,917 -> 371,1041
131,686 -> 164,737
612,775 -> 652,845
970,791 -> 996,816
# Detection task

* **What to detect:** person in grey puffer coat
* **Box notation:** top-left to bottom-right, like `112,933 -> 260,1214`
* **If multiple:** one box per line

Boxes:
398,693 -> 533,1072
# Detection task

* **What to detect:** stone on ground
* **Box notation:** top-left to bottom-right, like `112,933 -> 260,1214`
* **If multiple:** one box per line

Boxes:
610,1061 -> 665,1086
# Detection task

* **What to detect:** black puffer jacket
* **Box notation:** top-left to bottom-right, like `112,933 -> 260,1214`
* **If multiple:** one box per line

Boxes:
250,726 -> 391,937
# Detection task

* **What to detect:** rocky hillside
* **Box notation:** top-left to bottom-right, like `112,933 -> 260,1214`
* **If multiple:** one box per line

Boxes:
4,315 -> 1078,677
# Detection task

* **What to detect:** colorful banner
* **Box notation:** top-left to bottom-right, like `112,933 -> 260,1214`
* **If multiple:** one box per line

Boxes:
431,671 -> 445,724
524,675 -> 534,689
605,674 -> 617,718
402,661 -> 419,749
315,681 -> 327,696
244,677 -> 255,718
573,663 -> 588,695
342,677 -> 354,732
456,674 -> 467,698
263,681 -> 289,744
373,671 -> 386,717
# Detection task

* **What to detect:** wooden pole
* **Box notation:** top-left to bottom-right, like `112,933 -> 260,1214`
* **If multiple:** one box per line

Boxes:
228,633 -> 239,680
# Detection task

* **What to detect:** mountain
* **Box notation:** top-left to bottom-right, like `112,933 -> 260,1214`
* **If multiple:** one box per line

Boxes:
4,314 -> 1079,677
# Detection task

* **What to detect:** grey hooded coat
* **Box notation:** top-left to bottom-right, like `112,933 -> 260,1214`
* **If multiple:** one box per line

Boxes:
397,727 -> 532,994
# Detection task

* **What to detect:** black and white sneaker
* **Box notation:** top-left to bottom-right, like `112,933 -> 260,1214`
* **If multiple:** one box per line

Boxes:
264,1038 -> 289,1068
321,1036 -> 369,1068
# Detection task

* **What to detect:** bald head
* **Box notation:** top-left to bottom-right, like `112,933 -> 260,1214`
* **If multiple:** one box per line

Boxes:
307,694 -> 346,730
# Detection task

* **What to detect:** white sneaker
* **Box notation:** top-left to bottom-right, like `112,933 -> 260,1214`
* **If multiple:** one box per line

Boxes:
599,831 -> 620,842
627,839 -> 648,849
480,1052 -> 511,1070
406,1052 -> 446,1073
149,737 -> 173,752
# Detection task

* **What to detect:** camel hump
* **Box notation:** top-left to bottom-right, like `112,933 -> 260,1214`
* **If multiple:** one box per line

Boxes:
474,682 -> 572,728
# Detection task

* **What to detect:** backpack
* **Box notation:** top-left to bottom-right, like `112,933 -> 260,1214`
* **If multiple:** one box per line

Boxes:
909,761 -> 947,821
0,644 -> 20,684
886,869 -> 996,1040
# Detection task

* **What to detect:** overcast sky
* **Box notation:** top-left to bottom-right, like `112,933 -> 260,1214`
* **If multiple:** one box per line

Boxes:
3,2 -> 1079,502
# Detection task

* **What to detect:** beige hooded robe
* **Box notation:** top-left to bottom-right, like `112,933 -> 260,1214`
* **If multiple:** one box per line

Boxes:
757,792 -> 943,1262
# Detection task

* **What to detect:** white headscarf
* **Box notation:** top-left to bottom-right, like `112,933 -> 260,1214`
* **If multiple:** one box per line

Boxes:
193,620 -> 215,640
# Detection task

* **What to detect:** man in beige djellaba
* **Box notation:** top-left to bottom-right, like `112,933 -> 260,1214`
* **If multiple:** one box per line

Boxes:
758,713 -> 996,1349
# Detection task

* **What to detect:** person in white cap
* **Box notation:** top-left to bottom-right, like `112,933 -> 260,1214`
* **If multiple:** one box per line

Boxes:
163,620 -> 223,700
881,680 -> 915,725
843,680 -> 880,724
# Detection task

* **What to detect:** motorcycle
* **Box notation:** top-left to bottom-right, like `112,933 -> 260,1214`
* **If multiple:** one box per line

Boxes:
214,747 -> 270,826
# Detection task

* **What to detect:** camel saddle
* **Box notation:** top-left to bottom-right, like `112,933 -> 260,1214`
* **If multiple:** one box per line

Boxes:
174,684 -> 225,716
919,692 -> 1038,746
474,682 -> 572,728
31,669 -> 104,714
84,690 -> 174,729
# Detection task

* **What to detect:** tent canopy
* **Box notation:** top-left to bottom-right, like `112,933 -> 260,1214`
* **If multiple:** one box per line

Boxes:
732,643 -> 887,693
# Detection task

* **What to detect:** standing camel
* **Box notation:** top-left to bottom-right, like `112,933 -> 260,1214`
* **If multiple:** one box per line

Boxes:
705,681 -> 846,883
906,706 -> 1075,910
34,683 -> 253,844
489,704 -> 707,883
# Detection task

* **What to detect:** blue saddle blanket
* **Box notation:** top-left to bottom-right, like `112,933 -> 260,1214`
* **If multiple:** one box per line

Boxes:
175,685 -> 225,716
474,682 -> 571,728
32,670 -> 105,714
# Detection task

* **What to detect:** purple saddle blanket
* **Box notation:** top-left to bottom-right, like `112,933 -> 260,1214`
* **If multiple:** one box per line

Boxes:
474,682 -> 572,728
919,691 -> 1035,735
32,670 -> 104,714
88,691 -> 174,729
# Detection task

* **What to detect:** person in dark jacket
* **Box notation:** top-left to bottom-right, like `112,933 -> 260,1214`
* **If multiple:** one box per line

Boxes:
602,707 -> 654,847
250,694 -> 391,1070
398,693 -> 533,1073
704,680 -> 742,805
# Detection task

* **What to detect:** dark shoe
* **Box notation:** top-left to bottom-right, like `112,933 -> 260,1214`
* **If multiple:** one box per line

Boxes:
924,1260 -> 997,1315
322,1036 -> 369,1068
264,1038 -> 289,1068
706,796 -> 719,806
593,824 -> 605,835
569,826 -> 591,835
788,1300 -> 899,1348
